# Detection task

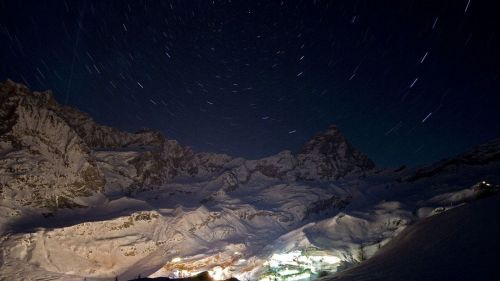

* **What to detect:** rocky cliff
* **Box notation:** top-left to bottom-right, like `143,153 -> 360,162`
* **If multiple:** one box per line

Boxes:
0,80 -> 104,210
0,80 -> 374,208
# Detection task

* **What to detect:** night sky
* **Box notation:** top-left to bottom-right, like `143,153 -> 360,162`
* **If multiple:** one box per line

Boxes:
0,1 -> 498,167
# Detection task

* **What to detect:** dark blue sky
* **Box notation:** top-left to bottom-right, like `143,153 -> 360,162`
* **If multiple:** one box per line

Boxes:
0,0 -> 498,167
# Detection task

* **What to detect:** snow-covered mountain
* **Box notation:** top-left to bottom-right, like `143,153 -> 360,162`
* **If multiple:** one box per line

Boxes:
0,80 -> 498,281
0,80 -> 105,212
325,194 -> 500,281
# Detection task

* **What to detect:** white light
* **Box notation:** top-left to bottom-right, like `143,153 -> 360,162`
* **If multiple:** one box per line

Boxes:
286,272 -> 311,281
209,266 -> 227,280
260,250 -> 342,280
297,255 -> 311,264
310,255 -> 341,264
171,257 -> 182,263
279,268 -> 300,276
270,250 -> 302,265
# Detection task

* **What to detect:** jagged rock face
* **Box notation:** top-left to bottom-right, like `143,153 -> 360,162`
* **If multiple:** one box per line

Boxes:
235,127 -> 374,182
0,80 -> 105,210
245,150 -> 298,181
126,140 -> 232,190
57,104 -> 164,149
129,125 -> 376,190
53,95 -> 232,188
296,125 -> 375,180
129,140 -> 201,187
194,152 -> 234,178
233,134 -> 374,183
0,80 -> 374,205
0,81 -> 232,197
407,139 -> 500,182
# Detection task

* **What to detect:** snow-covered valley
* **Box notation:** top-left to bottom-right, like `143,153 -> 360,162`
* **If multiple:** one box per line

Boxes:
1,80 -> 499,281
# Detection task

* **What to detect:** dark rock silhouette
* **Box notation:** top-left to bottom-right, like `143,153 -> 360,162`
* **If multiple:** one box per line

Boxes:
129,271 -> 238,281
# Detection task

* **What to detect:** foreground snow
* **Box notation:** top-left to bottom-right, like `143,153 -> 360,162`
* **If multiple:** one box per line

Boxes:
326,194 -> 500,281
2,168 -> 498,281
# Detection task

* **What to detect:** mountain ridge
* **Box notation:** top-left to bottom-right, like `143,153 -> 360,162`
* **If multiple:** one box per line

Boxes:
0,80 -> 375,209
0,80 -> 498,281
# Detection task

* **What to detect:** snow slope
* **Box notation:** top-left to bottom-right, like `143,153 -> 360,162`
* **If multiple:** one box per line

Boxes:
326,195 -> 500,281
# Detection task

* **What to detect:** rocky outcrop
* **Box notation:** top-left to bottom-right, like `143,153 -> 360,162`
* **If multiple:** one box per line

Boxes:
56,105 -> 164,149
296,125 -> 375,180
0,80 -> 234,197
0,80 -> 105,210
245,150 -> 298,181
135,125 -> 377,191
407,139 -> 500,182
128,140 -> 231,187
22,88 -> 163,150
226,127 -> 375,184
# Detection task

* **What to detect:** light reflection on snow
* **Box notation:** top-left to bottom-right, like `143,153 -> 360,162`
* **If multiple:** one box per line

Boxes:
171,257 -> 182,263
259,249 -> 341,281
209,266 -> 227,280
150,249 -> 340,281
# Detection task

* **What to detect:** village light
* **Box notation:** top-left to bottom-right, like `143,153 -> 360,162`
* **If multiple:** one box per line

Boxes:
171,257 -> 182,263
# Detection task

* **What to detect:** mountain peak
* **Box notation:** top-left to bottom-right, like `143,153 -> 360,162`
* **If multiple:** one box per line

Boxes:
324,124 -> 341,135
296,125 -> 375,180
300,125 -> 346,155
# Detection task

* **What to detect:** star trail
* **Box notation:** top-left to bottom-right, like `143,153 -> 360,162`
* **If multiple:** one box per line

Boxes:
0,0 -> 498,166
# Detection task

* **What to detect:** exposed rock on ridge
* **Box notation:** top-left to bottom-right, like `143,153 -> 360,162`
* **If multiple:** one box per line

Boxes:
0,80 -> 105,209
0,80 -> 375,208
296,125 -> 375,180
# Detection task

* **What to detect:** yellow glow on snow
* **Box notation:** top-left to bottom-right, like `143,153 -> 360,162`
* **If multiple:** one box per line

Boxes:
160,249 -> 341,281
209,266 -> 225,280
168,265 -> 234,280
171,257 -> 182,263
